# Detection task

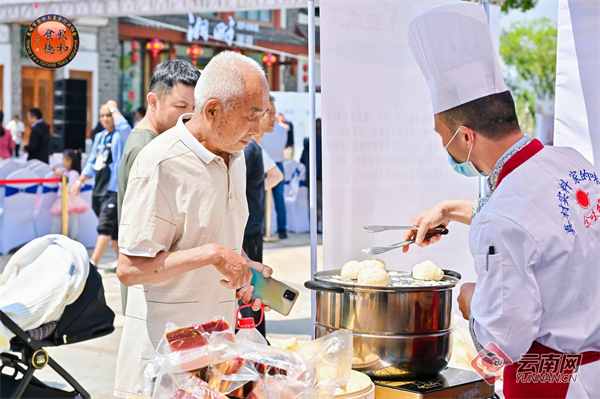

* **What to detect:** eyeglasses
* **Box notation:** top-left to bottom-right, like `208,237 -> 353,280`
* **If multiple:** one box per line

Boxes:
100,113 -> 113,118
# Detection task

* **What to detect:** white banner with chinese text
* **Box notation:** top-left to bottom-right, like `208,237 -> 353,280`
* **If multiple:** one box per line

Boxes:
319,0 -> 481,284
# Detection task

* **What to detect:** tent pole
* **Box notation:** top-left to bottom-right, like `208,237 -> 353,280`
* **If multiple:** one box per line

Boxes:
308,0 -> 317,340
479,0 -> 491,198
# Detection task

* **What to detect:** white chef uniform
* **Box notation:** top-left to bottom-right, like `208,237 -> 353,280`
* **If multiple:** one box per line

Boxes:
408,3 -> 600,398
470,143 -> 600,398
114,115 -> 249,398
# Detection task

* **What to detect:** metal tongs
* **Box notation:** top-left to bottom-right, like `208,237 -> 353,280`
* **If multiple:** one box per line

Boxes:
362,226 -> 449,256
362,225 -> 446,233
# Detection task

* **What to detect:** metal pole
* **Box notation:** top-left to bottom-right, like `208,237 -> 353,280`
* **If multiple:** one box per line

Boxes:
61,176 -> 68,236
479,0 -> 491,198
308,0 -> 317,340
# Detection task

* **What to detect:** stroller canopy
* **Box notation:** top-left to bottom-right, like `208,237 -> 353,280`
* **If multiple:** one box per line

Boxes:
1,235 -> 90,351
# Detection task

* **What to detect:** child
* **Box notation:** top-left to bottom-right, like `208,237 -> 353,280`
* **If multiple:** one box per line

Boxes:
50,149 -> 90,239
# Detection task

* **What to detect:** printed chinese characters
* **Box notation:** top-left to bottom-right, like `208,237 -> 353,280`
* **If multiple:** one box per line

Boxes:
557,178 -> 575,235
516,353 -> 583,384
569,169 -> 600,229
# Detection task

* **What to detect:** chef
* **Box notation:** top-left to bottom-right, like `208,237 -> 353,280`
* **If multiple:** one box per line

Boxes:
404,3 -> 599,398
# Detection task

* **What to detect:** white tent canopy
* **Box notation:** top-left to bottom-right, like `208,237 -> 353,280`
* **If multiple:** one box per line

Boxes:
0,0 -> 319,23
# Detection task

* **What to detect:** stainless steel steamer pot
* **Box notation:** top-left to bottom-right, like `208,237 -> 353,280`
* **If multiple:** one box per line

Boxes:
304,269 -> 461,380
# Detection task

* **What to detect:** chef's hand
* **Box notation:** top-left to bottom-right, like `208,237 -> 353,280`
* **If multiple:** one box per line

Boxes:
212,246 -> 252,290
237,261 -> 273,312
402,201 -> 451,253
458,283 -> 476,320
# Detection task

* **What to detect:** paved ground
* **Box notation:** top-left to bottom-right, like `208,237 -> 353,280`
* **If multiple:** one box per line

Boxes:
0,233 -> 322,398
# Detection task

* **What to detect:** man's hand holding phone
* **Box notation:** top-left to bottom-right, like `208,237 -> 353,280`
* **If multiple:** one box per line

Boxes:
237,261 -> 273,312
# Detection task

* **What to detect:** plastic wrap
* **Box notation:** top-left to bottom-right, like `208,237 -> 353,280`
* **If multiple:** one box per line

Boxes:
160,317 -> 238,372
203,338 -> 317,398
293,330 -> 354,396
170,375 -> 227,399
448,313 -> 478,371
144,320 -> 353,399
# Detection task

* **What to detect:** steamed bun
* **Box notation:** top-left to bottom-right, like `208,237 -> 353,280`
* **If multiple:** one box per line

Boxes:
361,258 -> 386,271
357,267 -> 390,286
341,260 -> 363,279
412,260 -> 444,281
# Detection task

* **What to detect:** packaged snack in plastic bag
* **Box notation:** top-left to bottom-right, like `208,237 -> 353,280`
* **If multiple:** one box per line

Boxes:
203,333 -> 319,398
246,375 -> 320,399
236,339 -> 316,383
170,375 -> 227,399
293,329 -> 353,396
142,352 -> 191,399
448,312 -> 478,372
161,317 -> 238,372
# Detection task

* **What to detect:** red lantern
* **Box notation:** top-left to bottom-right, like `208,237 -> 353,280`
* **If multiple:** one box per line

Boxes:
302,64 -> 308,72
128,90 -> 135,101
186,44 -> 204,66
262,53 -> 276,67
131,40 -> 140,51
303,75 -> 308,83
146,38 -> 164,57
131,53 -> 139,63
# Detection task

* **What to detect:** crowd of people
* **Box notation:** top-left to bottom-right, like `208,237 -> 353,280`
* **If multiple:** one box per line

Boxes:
0,52 -> 329,397
0,54 -> 321,342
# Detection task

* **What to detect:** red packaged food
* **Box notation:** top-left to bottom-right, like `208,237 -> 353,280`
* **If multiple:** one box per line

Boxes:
165,318 -> 236,371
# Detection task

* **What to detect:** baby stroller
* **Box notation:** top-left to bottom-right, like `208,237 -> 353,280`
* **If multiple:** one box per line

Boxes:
0,236 -> 115,399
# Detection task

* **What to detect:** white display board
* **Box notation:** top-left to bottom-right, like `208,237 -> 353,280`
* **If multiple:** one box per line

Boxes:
271,91 -> 322,161
554,0 -> 600,167
319,0 -> 480,284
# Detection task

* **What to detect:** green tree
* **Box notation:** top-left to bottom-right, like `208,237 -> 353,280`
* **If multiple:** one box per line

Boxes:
501,0 -> 538,14
500,17 -> 557,135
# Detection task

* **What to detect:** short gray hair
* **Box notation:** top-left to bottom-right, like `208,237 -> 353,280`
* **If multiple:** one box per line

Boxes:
194,51 -> 265,114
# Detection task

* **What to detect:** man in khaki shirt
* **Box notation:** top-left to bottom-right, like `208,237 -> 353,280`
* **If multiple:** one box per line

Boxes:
114,52 -> 273,398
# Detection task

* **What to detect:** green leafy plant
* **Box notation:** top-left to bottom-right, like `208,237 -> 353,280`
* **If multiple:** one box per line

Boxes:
501,0 -> 538,14
500,17 -> 557,100
500,17 -> 557,135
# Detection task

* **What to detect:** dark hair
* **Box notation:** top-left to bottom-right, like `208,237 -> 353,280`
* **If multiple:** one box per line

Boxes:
148,60 -> 200,98
438,91 -> 520,139
0,110 -> 4,136
0,110 -> 4,125
63,149 -> 82,174
28,108 -> 42,120
136,107 -> 146,117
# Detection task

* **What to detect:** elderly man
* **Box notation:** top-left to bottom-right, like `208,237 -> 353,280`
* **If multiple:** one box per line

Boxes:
114,52 -> 273,398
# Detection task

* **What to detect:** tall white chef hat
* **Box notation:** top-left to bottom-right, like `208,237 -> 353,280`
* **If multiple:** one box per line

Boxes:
407,2 -> 507,114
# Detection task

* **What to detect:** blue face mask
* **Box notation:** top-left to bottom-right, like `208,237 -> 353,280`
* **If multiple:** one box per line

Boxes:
445,126 -> 486,177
